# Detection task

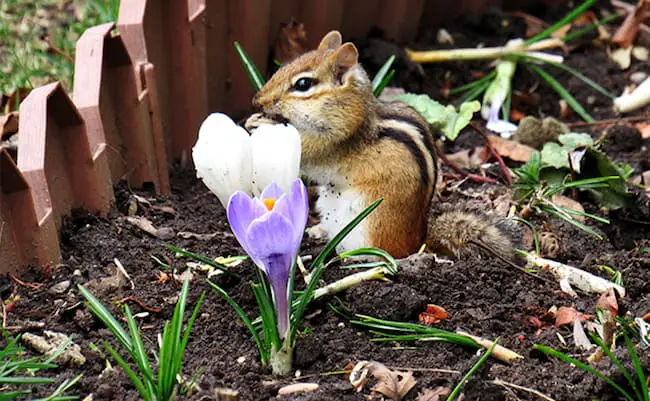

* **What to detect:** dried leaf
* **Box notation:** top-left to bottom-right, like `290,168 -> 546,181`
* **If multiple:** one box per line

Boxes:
612,0 -> 650,48
445,147 -> 486,170
349,361 -> 416,401
0,111 -> 19,140
596,287 -> 619,316
124,216 -> 175,240
636,122 -> 650,138
550,194 -> 585,222
509,109 -> 525,122
488,135 -> 535,162
555,306 -> 593,327
417,387 -> 451,401
419,304 -> 450,325
274,19 -> 308,64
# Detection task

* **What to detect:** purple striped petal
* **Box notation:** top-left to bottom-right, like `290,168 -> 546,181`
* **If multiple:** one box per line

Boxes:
227,191 -> 267,266
261,182 -> 284,201
273,179 -> 309,245
245,211 -> 296,338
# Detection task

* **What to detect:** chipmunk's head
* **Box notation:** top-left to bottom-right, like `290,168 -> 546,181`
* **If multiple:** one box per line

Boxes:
253,31 -> 374,161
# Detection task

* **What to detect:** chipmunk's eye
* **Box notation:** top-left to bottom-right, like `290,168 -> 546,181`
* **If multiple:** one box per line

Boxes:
292,77 -> 316,92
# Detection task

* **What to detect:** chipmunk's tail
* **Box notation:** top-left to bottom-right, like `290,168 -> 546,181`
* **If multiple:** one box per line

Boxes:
425,209 -> 523,263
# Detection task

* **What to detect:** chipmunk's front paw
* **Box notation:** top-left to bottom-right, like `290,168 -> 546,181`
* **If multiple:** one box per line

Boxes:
244,113 -> 279,132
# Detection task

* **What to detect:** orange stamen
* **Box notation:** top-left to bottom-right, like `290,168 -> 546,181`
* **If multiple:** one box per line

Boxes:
263,198 -> 276,211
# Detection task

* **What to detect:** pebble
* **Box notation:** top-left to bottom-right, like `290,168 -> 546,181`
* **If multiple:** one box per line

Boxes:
49,280 -> 71,295
631,72 -> 647,84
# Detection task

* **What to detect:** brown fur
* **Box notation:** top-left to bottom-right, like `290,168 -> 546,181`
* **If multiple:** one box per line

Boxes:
247,30 -> 515,260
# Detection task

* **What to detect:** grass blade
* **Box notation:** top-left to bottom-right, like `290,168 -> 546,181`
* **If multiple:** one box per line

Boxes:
563,12 -> 623,42
524,0 -> 597,44
534,344 -> 636,401
447,339 -> 498,401
290,199 -> 384,343
372,55 -> 396,96
165,245 -> 232,276
589,333 -> 642,401
622,330 -> 649,401
234,41 -> 265,92
528,64 -> 594,122
338,247 -> 398,274
101,341 -> 151,401
78,285 -> 132,350
449,70 -> 497,95
124,306 -> 155,395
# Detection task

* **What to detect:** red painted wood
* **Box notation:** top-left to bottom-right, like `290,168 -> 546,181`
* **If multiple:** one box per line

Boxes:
73,22 -> 170,193
0,149 -> 55,273
299,0 -> 346,49
227,0 -> 272,117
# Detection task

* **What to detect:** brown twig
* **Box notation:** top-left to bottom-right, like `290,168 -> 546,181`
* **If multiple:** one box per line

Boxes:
566,114 -> 650,128
43,36 -> 74,64
117,296 -> 162,313
437,151 -> 497,184
9,274 -> 43,290
470,122 -> 513,186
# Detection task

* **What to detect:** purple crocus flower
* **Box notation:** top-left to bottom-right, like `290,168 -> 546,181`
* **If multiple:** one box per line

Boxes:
226,178 -> 309,339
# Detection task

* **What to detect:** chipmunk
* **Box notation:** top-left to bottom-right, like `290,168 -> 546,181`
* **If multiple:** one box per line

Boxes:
245,31 -> 519,261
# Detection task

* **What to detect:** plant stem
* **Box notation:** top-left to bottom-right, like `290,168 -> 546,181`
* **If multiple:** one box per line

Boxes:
270,338 -> 293,376
313,267 -> 388,300
405,39 -> 563,63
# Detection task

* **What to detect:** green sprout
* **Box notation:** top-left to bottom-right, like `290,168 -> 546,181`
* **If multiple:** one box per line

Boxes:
0,331 -> 80,401
535,323 -> 649,401
447,339 -> 498,401
449,0 -> 618,123
78,277 -> 205,401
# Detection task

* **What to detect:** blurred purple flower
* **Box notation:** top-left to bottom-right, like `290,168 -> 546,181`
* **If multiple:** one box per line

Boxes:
226,179 -> 309,338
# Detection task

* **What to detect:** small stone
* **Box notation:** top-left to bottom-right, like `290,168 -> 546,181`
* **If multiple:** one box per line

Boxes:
277,383 -> 319,397
237,356 -> 246,364
631,72 -> 648,84
49,280 -> 71,295
73,269 -> 82,277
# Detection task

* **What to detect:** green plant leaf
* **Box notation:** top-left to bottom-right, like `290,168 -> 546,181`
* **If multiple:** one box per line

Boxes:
528,64 -> 594,122
234,41 -> 265,92
558,133 -> 594,148
290,198 -> 384,343
393,93 -> 481,140
372,55 -> 396,97
541,142 -> 570,169
524,0 -> 597,44
447,339 -> 498,401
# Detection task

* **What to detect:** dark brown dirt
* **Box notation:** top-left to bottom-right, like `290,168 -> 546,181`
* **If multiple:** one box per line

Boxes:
3,4 -> 650,401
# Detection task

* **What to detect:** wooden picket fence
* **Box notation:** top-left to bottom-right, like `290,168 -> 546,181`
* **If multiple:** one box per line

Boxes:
0,0 -> 563,273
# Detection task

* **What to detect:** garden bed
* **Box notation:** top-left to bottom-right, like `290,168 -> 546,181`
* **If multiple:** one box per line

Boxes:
4,4 -> 650,401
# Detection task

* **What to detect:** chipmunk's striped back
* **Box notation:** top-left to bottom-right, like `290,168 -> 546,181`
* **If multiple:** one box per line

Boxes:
376,101 -> 438,201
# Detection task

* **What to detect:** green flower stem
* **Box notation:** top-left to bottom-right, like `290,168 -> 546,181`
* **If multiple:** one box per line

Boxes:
270,337 -> 293,376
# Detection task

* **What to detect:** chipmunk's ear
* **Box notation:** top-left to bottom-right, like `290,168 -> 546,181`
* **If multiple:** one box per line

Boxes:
333,42 -> 358,68
318,31 -> 342,51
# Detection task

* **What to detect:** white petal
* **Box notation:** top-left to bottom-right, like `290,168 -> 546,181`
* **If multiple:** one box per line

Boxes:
250,123 -> 301,196
486,119 -> 518,138
192,113 -> 253,207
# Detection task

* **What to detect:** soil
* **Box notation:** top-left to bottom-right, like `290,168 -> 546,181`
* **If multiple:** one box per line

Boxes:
3,3 -> 650,401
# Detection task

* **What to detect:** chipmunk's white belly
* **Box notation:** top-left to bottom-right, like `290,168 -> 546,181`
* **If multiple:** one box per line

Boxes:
316,185 -> 368,254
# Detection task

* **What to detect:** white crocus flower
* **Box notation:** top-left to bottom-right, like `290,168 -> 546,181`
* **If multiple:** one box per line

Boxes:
250,123 -> 301,196
192,113 -> 301,207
